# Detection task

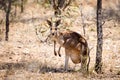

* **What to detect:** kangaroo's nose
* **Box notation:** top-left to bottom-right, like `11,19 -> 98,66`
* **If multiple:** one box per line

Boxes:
52,33 -> 54,35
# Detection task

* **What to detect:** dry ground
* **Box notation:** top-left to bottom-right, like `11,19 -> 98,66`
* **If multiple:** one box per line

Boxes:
0,2 -> 120,80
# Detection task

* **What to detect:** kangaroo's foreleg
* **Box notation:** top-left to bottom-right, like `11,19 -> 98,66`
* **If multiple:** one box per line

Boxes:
54,41 -> 57,56
58,46 -> 61,57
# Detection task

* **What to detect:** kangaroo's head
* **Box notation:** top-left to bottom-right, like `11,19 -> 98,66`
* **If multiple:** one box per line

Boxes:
47,19 -> 61,40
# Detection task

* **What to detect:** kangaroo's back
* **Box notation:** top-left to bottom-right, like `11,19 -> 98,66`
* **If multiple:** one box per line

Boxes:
59,30 -> 88,50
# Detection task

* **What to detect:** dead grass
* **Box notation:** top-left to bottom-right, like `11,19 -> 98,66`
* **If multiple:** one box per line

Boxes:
0,1 -> 120,80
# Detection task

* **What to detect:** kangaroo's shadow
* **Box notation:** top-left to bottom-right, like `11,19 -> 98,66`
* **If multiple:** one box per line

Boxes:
0,62 -> 76,73
39,65 -> 75,73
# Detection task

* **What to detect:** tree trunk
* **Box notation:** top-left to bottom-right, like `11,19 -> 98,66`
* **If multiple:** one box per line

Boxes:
5,0 -> 12,41
95,0 -> 103,73
21,0 -> 24,13
58,0 -> 65,8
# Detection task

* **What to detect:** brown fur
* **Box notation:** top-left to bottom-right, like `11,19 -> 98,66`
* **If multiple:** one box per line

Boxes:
47,19 -> 90,71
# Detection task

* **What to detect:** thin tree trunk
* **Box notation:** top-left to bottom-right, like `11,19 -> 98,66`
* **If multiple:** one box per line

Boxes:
14,4 -> 17,17
80,3 -> 86,37
21,0 -> 24,13
5,0 -> 12,41
95,0 -> 103,73
58,0 -> 65,8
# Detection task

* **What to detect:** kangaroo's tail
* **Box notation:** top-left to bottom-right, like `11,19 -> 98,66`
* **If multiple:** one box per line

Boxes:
87,47 -> 90,72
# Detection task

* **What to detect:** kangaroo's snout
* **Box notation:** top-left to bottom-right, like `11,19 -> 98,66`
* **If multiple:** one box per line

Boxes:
52,33 -> 55,36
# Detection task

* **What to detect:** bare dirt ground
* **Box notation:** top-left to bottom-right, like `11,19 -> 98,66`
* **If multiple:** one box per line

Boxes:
0,2 -> 120,80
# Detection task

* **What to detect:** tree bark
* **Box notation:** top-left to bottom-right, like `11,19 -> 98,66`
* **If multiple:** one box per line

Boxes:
21,0 -> 24,13
95,0 -> 103,73
5,0 -> 12,41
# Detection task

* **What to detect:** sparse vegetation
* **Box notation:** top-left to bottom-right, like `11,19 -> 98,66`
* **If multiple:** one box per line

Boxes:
0,0 -> 120,80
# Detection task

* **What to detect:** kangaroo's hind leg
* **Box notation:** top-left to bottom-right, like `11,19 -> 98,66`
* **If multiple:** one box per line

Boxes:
64,49 -> 70,71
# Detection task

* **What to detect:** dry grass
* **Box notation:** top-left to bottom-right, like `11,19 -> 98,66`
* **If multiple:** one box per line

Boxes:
0,1 -> 120,80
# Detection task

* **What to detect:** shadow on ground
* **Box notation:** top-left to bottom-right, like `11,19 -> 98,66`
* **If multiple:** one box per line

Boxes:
0,61 -> 74,74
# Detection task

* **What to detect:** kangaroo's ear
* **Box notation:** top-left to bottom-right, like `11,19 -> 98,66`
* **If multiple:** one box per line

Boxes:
47,20 -> 52,26
56,19 -> 61,27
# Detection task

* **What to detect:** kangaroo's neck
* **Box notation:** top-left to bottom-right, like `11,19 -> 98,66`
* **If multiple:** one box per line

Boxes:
55,31 -> 65,46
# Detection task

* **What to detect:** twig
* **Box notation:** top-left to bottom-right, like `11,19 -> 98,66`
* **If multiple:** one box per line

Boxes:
80,3 -> 86,37
101,21 -> 105,26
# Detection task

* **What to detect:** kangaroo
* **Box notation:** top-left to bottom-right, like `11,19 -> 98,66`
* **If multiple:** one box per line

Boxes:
47,19 -> 90,72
